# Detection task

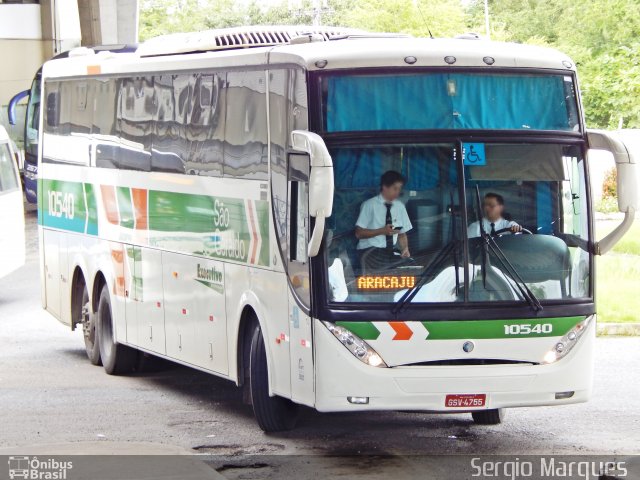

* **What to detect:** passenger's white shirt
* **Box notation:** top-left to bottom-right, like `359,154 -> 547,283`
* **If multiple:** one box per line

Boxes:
467,218 -> 518,238
355,194 -> 413,250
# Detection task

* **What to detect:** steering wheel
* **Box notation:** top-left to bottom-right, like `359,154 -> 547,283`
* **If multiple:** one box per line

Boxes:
492,227 -> 533,237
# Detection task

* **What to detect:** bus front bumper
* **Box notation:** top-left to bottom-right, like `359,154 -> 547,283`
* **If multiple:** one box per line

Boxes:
314,318 -> 595,412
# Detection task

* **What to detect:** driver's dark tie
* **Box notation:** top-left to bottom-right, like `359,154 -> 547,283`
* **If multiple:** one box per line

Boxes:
385,202 -> 393,250
490,222 -> 496,236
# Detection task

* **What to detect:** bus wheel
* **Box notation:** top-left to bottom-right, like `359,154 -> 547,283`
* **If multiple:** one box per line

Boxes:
249,323 -> 299,432
80,284 -> 101,366
472,408 -> 505,425
96,284 -> 136,375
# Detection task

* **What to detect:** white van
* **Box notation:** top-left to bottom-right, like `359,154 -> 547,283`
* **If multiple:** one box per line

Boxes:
0,126 -> 25,279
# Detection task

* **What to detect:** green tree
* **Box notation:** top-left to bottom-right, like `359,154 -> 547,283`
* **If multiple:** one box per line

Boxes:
466,0 -> 640,128
139,0 -> 640,128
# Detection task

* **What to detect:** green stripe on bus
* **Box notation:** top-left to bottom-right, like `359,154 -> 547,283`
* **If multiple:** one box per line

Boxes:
116,187 -> 134,229
335,321 -> 381,340
83,183 -> 98,235
41,179 -> 93,234
40,179 -> 270,266
148,190 -> 221,233
255,200 -> 270,266
336,317 -> 584,341
422,316 -> 582,340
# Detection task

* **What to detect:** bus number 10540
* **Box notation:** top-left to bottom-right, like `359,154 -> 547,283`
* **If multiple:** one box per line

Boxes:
504,323 -> 553,335
47,190 -> 75,220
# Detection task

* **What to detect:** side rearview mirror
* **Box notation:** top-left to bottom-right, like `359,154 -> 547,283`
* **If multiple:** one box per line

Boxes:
8,89 -> 29,126
290,130 -> 334,257
587,129 -> 639,255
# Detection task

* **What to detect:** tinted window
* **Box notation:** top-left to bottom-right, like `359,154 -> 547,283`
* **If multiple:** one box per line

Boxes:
42,69 -> 271,177
44,82 -> 62,132
224,70 -> 268,179
71,81 -> 92,134
323,72 -> 580,132
92,78 -> 119,169
184,73 -> 225,176
43,81 -> 90,165
115,76 -> 154,171
151,74 -> 188,174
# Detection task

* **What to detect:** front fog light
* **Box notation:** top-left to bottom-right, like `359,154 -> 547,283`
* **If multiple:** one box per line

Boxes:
542,316 -> 592,364
323,322 -> 387,368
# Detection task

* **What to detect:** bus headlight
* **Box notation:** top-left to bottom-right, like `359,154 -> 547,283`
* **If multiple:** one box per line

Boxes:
323,322 -> 387,368
542,316 -> 593,364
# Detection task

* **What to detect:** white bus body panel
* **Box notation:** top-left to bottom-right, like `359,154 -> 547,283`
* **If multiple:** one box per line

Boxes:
314,318 -> 594,412
288,298 -> 315,407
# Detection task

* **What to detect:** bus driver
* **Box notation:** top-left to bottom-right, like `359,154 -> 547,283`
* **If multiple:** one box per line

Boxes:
355,170 -> 413,270
468,192 -> 523,238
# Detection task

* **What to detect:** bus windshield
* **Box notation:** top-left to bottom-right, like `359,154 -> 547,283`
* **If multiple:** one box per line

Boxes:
321,72 -> 580,132
324,142 -> 590,306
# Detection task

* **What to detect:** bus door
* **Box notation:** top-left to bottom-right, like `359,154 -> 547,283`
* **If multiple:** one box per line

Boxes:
287,153 -> 314,406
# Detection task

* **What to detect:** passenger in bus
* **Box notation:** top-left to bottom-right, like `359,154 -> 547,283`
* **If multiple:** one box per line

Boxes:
467,192 -> 522,238
355,170 -> 413,271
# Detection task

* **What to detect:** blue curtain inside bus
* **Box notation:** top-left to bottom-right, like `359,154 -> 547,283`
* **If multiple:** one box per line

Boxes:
325,73 -> 578,132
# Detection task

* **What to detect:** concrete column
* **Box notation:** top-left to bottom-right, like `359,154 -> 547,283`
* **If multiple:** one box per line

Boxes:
78,0 -> 138,46
40,0 -> 82,56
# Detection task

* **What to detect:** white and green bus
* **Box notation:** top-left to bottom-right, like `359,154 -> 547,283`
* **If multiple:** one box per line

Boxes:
35,26 -> 638,431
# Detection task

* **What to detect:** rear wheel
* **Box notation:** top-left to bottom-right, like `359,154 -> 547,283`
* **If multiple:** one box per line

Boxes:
96,284 -> 136,375
80,285 -> 101,366
249,323 -> 299,432
472,408 -> 505,425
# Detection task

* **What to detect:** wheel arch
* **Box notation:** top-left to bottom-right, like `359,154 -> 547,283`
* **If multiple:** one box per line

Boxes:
236,304 -> 258,388
91,271 -> 108,314
70,265 -> 87,331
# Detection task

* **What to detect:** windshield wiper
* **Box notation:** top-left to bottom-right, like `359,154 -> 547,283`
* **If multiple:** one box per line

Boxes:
392,191 -> 460,315
473,185 -> 543,312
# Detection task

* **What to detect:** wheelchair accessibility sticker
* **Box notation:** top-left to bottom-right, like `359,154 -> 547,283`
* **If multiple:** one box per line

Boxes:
463,143 -> 486,166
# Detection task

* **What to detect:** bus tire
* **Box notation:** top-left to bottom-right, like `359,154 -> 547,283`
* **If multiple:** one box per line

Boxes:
249,323 -> 299,432
96,284 -> 136,375
472,408 -> 505,425
81,284 -> 101,366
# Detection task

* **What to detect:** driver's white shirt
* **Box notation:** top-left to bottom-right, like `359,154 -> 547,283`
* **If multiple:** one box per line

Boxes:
467,217 -> 518,238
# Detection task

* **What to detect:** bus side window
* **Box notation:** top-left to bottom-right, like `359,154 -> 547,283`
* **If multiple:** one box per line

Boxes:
46,90 -> 60,128
224,70 -> 268,180
150,74 -> 186,175
92,78 -> 119,169
288,153 -> 310,303
116,76 -> 153,172
186,73 -> 225,177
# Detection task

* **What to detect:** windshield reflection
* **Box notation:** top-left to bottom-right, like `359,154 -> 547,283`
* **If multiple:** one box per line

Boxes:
325,143 -> 590,305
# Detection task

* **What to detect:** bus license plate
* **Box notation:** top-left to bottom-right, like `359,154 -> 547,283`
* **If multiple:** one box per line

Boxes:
445,394 -> 486,408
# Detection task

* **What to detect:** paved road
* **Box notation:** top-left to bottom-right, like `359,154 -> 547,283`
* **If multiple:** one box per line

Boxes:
0,210 -> 639,478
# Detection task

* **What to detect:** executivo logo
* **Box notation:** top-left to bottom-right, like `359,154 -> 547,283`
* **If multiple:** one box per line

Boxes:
195,263 -> 224,293
8,456 -> 73,480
